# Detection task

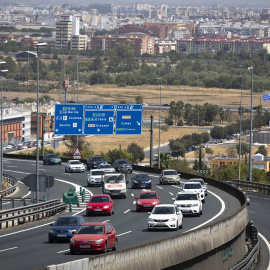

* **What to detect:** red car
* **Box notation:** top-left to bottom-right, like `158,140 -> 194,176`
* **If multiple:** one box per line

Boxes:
135,191 -> 161,212
86,194 -> 114,216
70,222 -> 117,254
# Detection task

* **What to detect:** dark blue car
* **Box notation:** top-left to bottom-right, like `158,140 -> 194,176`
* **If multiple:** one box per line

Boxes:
131,173 -> 152,189
48,215 -> 86,243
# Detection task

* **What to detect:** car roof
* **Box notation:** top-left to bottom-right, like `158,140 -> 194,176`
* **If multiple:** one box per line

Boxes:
184,182 -> 201,185
154,204 -> 175,207
189,178 -> 204,181
91,194 -> 110,197
58,215 -> 82,219
139,190 -> 157,194
177,190 -> 198,194
162,169 -> 176,172
90,169 -> 105,172
81,222 -> 107,226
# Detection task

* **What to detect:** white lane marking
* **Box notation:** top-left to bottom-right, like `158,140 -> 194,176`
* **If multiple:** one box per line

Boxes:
124,209 -> 130,213
131,193 -> 134,197
57,231 -> 133,254
6,166 -> 17,168
117,231 -> 132,237
248,211 -> 256,214
133,201 -> 136,204
169,192 -> 173,196
0,247 -> 18,253
103,220 -> 110,223
186,190 -> 226,232
157,186 -> 163,189
0,177 -> 92,238
258,233 -> 270,270
39,169 -> 46,171
249,203 -> 259,205
4,169 -> 28,175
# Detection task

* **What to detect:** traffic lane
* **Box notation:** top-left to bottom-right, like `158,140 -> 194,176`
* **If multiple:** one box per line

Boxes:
247,194 -> 270,242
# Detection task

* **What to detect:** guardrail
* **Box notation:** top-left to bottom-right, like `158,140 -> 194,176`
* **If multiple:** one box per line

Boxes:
0,173 -> 18,198
229,222 -> 259,270
0,199 -> 66,229
232,179 -> 270,195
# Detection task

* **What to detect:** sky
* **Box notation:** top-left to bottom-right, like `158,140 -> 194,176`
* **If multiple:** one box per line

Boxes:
1,0 -> 267,8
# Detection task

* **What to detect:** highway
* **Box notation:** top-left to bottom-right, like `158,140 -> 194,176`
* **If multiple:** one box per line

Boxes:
0,158 -> 264,270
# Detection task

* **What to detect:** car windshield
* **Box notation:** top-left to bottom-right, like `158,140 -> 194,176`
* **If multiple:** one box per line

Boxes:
90,196 -> 109,203
48,154 -> 58,158
100,164 -> 112,168
176,194 -> 198,200
105,175 -> 125,183
77,225 -> 104,234
70,161 -> 81,165
93,157 -> 104,161
164,170 -> 177,175
91,171 -> 105,176
135,174 -> 148,179
184,183 -> 201,189
118,160 -> 128,164
190,180 -> 204,185
139,192 -> 157,199
54,217 -> 78,226
152,207 -> 175,215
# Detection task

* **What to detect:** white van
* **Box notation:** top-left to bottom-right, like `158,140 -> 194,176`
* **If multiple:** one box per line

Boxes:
102,173 -> 127,199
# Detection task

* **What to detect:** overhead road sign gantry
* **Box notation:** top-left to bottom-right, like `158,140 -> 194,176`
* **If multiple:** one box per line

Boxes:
84,104 -> 115,135
54,104 -> 83,135
115,104 -> 143,135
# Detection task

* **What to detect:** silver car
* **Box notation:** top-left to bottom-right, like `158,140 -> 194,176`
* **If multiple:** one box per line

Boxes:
65,160 -> 85,173
189,178 -> 208,196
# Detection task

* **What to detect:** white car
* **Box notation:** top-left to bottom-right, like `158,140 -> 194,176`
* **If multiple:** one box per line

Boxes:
182,182 -> 205,203
65,160 -> 85,173
173,191 -> 202,217
97,163 -> 115,173
87,169 -> 105,186
148,204 -> 183,231
102,173 -> 127,199
6,145 -> 13,149
189,178 -> 208,196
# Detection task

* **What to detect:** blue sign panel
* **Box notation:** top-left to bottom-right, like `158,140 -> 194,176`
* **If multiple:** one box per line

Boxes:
115,104 -> 142,135
54,104 -> 83,135
84,104 -> 115,135
263,94 -> 270,101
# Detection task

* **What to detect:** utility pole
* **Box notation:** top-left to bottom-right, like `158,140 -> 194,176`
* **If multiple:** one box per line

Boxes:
150,115 -> 153,168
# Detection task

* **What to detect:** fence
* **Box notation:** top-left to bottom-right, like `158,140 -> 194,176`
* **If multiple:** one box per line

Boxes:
0,173 -> 18,198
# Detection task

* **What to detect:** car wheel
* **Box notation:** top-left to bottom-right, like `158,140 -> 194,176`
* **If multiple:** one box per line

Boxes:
112,239 -> 118,251
200,210 -> 202,215
102,242 -> 107,253
202,199 -> 205,203
205,193 -> 208,196
43,161 -> 46,165
70,250 -> 76,255
108,210 -> 112,216
48,239 -> 53,243
130,170 -> 132,173
136,208 -> 139,212
148,228 -> 152,231
123,195 -> 126,199
197,212 -> 200,217
112,209 -> 115,215
179,222 -> 183,229
174,222 -> 179,231
59,162 -> 61,165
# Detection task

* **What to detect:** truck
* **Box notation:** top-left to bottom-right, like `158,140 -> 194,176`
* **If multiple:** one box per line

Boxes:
102,173 -> 128,199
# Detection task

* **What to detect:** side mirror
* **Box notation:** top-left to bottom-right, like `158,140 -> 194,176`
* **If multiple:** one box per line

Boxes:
135,197 -> 138,200
148,212 -> 151,215
172,198 -> 175,201
159,197 -> 161,200
50,223 -> 54,226
71,230 -> 76,234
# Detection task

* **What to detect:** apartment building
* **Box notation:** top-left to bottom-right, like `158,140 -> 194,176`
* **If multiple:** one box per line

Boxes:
176,36 -> 270,55
91,33 -> 155,55
55,15 -> 87,51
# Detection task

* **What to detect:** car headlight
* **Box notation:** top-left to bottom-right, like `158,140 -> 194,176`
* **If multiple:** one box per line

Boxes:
137,200 -> 142,204
169,217 -> 176,221
120,188 -> 126,193
134,180 -> 138,183
191,204 -> 199,207
103,205 -> 109,209
49,230 -> 55,233
87,206 -> 92,209
146,180 -> 151,183
70,238 -> 75,244
148,218 -> 153,222
95,239 -> 104,244
153,201 -> 158,204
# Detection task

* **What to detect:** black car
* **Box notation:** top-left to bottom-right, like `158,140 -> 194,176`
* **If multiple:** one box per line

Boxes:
131,173 -> 152,189
222,181 -> 237,188
112,159 -> 132,173
43,154 -> 62,165
86,156 -> 107,170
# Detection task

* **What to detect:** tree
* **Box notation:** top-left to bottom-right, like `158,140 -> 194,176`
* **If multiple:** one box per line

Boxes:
256,145 -> 267,156
236,142 -> 249,158
226,145 -> 238,158
126,142 -> 145,164
135,96 -> 143,104
171,142 -> 186,158
106,149 -> 133,164
63,136 -> 91,157
159,153 -> 172,169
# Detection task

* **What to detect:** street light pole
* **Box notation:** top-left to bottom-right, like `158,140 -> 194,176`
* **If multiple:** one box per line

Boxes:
36,42 -> 47,202
156,78 -> 162,169
237,75 -> 243,180
0,62 -> 7,192
248,66 -> 254,182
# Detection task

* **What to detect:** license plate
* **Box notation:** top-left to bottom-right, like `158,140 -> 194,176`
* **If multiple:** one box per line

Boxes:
57,234 -> 67,237
156,223 -> 165,226
140,185 -> 146,188
94,209 -> 102,211
143,205 -> 150,207
79,245 -> 91,249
